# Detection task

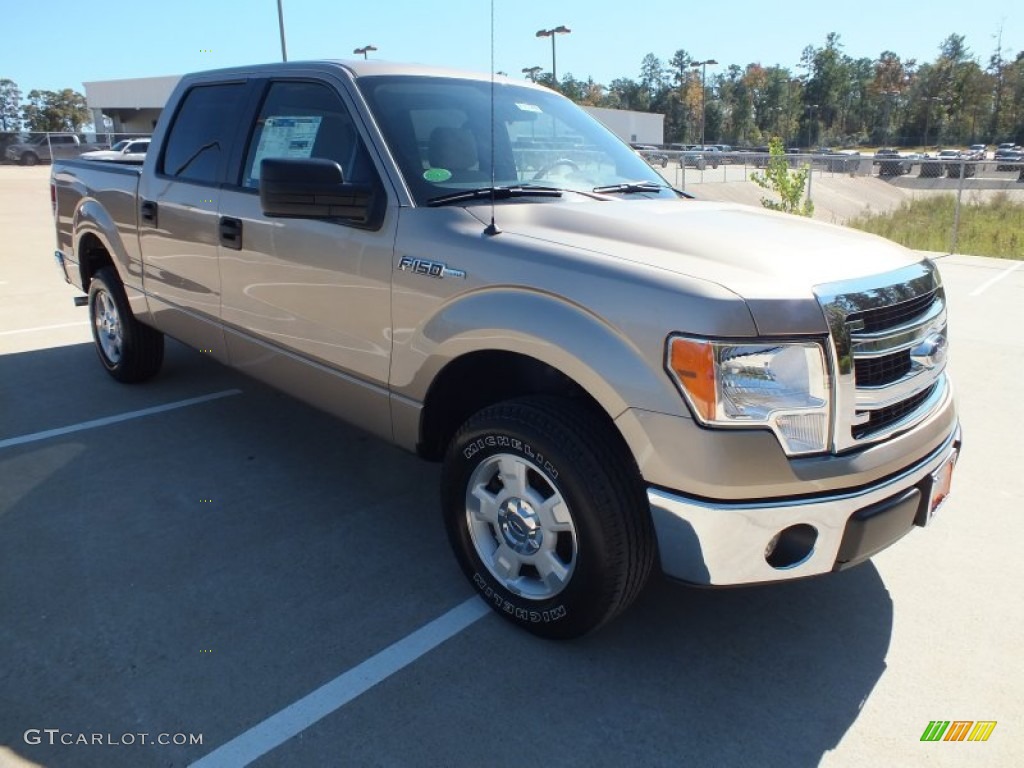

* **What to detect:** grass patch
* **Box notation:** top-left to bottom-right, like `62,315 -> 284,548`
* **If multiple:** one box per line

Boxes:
848,193 -> 1024,259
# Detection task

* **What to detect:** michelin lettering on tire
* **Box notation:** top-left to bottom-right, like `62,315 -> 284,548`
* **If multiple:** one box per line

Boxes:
472,573 -> 568,623
462,433 -> 559,479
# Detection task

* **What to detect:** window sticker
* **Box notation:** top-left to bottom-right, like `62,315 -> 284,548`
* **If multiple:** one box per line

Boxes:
515,102 -> 542,113
249,115 -> 323,181
424,168 -> 452,182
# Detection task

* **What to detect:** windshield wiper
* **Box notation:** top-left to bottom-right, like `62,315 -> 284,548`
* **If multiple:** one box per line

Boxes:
426,185 -> 563,206
592,181 -> 666,194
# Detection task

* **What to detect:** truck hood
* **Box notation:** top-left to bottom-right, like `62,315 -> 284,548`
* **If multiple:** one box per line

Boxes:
470,198 -> 923,334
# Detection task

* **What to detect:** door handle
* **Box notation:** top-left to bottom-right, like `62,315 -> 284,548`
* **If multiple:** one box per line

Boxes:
219,216 -> 243,250
140,199 -> 158,226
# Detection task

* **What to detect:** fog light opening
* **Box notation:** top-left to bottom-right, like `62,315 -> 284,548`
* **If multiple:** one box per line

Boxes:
765,524 -> 818,569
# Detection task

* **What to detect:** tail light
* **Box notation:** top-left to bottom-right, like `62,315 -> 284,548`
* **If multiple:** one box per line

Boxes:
50,182 -> 57,216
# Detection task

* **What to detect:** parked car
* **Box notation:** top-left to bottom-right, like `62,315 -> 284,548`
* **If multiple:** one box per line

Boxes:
630,143 -> 669,168
874,148 -> 914,176
938,149 -> 976,178
668,144 -> 709,170
816,149 -> 862,173
5,133 -> 106,165
80,138 -> 151,163
994,147 -> 1024,171
49,59 -> 960,639
967,144 -> 987,160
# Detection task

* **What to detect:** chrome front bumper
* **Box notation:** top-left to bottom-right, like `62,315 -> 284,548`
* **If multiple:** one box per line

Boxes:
648,423 -> 961,586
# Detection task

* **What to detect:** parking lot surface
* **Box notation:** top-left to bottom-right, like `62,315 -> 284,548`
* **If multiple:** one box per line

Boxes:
1,166 -> 1021,767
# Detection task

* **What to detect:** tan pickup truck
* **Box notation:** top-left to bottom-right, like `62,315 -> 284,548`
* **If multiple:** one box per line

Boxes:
50,60 -> 961,638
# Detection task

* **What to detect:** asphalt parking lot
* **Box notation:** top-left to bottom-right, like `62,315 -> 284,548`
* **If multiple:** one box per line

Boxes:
1,165 -> 1021,768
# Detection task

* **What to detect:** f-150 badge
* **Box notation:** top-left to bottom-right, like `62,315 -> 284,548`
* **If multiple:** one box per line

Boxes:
398,256 -> 466,279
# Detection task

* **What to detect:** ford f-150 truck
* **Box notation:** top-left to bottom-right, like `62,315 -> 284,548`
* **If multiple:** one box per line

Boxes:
50,61 -> 960,638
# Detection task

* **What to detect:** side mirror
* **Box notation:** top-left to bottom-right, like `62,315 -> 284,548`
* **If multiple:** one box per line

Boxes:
259,157 -> 373,223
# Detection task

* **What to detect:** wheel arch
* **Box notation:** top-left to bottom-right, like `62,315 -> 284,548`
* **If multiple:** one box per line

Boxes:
73,199 -> 134,291
403,290 -> 683,463
417,349 -> 631,462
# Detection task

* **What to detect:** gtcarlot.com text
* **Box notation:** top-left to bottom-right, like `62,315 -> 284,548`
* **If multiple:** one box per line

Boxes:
24,728 -> 203,746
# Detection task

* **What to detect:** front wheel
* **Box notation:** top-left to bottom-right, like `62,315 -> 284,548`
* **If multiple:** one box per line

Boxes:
88,266 -> 164,382
442,397 -> 655,639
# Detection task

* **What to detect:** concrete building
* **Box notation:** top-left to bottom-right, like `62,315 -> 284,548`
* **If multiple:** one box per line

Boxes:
83,75 -> 664,144
83,75 -> 180,133
583,105 -> 664,145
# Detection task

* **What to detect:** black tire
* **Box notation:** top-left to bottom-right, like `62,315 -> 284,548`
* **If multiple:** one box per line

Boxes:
88,266 -> 164,383
20,152 -> 38,166
442,396 -> 655,639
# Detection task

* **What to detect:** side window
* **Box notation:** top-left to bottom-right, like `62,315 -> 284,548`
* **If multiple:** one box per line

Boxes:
161,83 -> 246,184
241,80 -> 374,189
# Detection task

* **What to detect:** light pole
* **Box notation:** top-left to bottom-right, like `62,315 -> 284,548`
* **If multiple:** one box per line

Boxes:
805,103 -> 818,149
276,0 -> 287,62
522,66 -> 542,82
881,90 -> 899,146
690,59 -> 717,148
923,96 -> 942,150
535,26 -> 571,84
353,45 -> 377,59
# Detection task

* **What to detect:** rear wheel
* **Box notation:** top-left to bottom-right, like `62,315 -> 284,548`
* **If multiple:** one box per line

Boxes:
442,396 -> 654,639
88,266 -> 164,382
20,152 -> 38,166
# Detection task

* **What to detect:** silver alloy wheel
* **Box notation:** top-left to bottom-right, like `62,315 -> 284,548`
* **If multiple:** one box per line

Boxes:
465,454 -> 578,600
93,289 -> 123,364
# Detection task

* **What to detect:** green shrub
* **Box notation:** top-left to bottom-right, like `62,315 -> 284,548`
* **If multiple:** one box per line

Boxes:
750,137 -> 814,217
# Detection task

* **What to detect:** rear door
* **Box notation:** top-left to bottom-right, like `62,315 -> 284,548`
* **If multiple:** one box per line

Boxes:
138,81 -> 253,359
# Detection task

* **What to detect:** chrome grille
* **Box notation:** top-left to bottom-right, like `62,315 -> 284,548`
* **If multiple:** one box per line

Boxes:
816,262 -> 950,452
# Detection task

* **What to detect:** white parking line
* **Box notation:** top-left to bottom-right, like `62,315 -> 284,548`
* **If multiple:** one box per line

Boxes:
0,390 -> 243,450
969,260 -> 1024,296
189,597 -> 490,768
0,320 -> 89,336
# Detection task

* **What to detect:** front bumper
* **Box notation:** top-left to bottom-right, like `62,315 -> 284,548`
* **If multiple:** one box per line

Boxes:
648,423 -> 961,585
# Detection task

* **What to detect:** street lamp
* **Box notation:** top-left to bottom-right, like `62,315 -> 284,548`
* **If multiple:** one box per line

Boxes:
923,96 -> 942,150
522,66 -> 542,82
690,59 -> 717,149
881,90 -> 899,146
806,103 -> 818,149
276,0 -> 287,62
353,45 -> 377,59
535,25 -> 571,83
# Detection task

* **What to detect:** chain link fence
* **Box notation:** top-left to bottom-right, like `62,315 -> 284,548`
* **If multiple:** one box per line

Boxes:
641,149 -> 1024,257
1,131 -> 151,166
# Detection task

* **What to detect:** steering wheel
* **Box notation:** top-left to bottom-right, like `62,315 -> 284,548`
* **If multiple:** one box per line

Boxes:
532,158 -> 580,181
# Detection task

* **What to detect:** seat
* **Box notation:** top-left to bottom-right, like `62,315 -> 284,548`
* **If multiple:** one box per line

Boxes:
312,115 -> 357,178
427,126 -> 487,182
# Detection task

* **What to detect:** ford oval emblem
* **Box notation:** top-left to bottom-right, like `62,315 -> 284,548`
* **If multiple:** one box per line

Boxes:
911,332 -> 948,370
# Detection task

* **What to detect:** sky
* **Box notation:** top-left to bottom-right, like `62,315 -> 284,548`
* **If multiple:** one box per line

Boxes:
1,0 -> 1021,94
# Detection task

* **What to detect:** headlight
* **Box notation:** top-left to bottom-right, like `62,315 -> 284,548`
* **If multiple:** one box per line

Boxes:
666,336 -> 831,455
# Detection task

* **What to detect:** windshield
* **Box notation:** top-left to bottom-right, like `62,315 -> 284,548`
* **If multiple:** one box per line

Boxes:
110,140 -> 129,151
357,76 -> 674,205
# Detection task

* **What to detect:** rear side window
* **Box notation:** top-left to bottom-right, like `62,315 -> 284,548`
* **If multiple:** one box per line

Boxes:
161,83 -> 246,184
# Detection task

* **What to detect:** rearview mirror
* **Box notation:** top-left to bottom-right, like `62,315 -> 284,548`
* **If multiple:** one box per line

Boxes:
259,157 -> 374,223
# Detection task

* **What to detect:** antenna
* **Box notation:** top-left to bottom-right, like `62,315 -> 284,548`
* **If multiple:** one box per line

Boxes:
483,0 -> 501,236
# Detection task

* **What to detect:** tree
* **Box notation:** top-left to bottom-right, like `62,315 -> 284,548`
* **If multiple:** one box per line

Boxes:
22,89 -> 90,132
750,137 -> 814,217
0,78 -> 21,131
